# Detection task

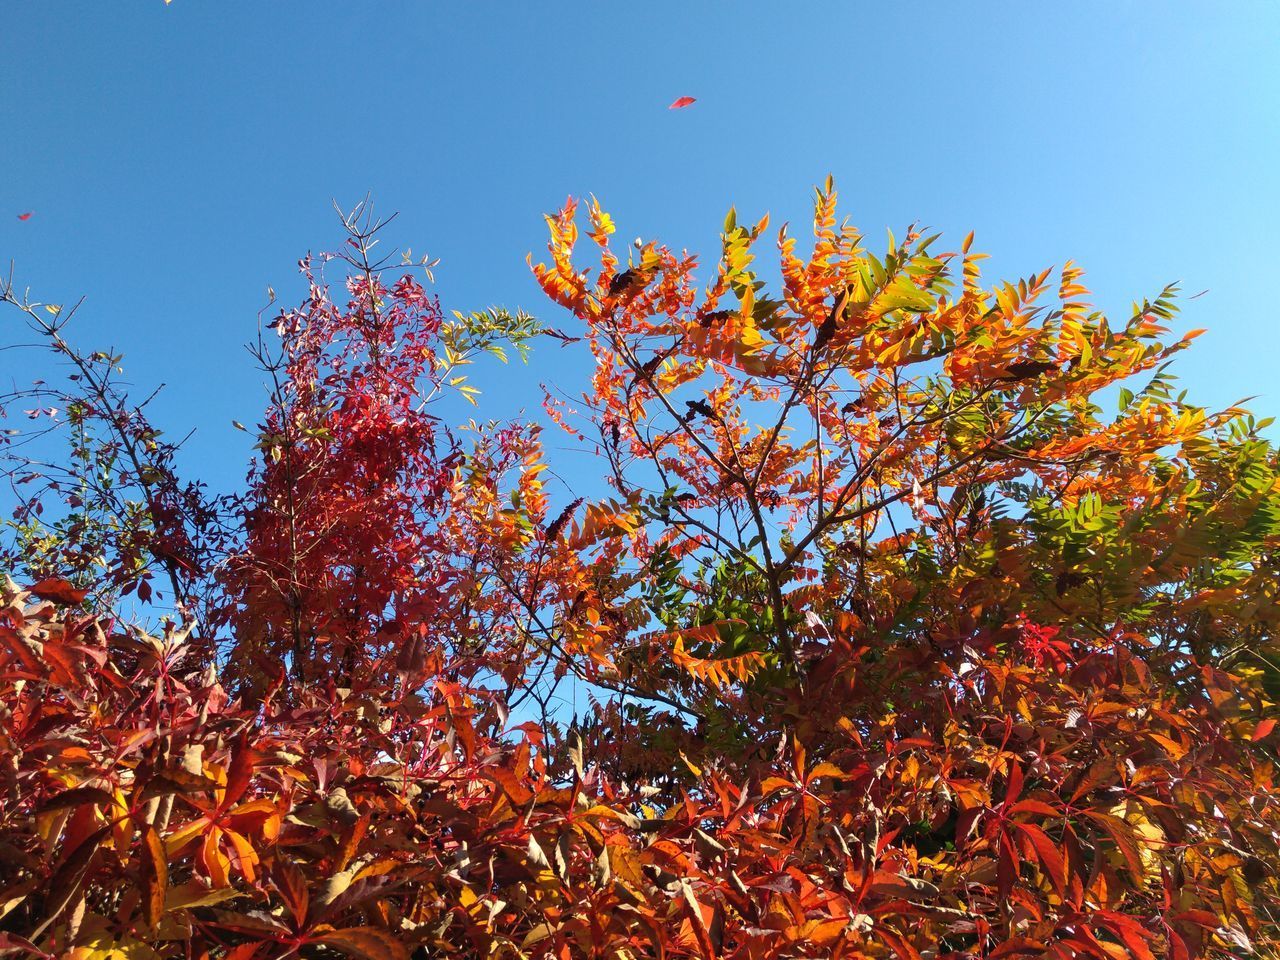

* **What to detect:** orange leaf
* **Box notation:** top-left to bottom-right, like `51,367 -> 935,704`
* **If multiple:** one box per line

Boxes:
489,765 -> 534,806
29,577 -> 88,605
680,883 -> 718,960
223,827 -> 260,884
1096,913 -> 1157,960
669,621 -> 763,689
1018,822 -> 1066,895
200,828 -> 230,888
141,826 -> 168,930
675,644 -> 766,688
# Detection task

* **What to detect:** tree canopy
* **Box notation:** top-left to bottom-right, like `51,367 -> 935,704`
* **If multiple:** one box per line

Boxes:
2,183 -> 1279,959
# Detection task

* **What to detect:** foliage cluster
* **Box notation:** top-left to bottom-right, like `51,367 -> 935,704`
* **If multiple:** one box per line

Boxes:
2,185 -> 1280,959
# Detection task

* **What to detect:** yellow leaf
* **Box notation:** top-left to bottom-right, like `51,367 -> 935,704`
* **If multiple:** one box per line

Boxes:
807,762 -> 846,781
522,923 -> 557,948
679,750 -> 703,777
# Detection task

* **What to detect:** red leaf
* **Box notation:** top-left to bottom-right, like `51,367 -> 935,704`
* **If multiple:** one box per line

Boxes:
997,829 -> 1019,900
1253,717 -> 1276,741
669,96 -> 697,110
1171,909 -> 1219,928
1018,823 -> 1067,895
988,939 -> 1047,959
17,212 -> 33,221
39,826 -> 110,936
1095,913 -> 1156,960
221,733 -> 261,808
878,927 -> 922,960
36,785 -> 117,815
271,863 -> 309,925
1003,761 -> 1025,807
1008,799 -> 1059,819
0,626 -> 47,676
29,578 -> 89,605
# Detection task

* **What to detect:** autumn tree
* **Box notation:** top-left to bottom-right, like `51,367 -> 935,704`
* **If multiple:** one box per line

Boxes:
220,201 -> 544,698
531,182 -> 1280,750
523,181 -> 1280,954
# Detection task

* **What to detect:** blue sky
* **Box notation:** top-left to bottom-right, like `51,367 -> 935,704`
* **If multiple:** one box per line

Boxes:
3,2 -> 1279,503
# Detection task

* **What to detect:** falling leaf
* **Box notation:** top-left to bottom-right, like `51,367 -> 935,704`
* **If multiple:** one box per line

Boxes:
669,96 -> 696,110
17,212 -> 32,221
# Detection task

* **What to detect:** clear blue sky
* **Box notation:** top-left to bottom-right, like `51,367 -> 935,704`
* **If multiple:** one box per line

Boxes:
3,2 -> 1279,502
